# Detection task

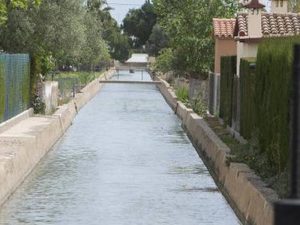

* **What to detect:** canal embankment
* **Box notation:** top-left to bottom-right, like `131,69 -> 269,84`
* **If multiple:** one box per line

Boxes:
0,69 -> 115,208
154,75 -> 277,225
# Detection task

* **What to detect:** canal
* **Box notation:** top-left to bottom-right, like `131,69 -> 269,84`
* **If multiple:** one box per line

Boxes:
0,71 -> 241,225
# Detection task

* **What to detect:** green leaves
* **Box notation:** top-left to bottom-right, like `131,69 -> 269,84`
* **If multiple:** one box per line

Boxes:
122,1 -> 156,48
153,0 -> 237,77
0,0 -> 41,25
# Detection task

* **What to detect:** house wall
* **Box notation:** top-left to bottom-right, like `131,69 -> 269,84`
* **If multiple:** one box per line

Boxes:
237,42 -> 258,76
214,39 -> 237,74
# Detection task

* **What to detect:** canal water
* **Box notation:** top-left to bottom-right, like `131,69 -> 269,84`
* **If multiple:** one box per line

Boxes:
0,71 -> 241,225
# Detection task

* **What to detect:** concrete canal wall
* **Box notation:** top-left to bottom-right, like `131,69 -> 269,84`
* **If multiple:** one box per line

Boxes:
0,69 -> 115,207
155,76 -> 278,225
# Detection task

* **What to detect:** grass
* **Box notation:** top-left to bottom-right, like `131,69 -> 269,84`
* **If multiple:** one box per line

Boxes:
175,86 -> 189,103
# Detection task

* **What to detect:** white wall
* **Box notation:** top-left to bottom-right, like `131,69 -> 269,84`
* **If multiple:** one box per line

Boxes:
237,42 -> 258,76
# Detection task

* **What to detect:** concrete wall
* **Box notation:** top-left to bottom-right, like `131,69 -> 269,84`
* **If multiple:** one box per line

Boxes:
0,69 -> 115,208
155,75 -> 277,225
214,38 -> 237,74
43,81 -> 59,115
237,42 -> 258,76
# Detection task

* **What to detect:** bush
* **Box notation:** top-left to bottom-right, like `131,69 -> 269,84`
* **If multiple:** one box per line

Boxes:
153,48 -> 174,73
191,93 -> 207,116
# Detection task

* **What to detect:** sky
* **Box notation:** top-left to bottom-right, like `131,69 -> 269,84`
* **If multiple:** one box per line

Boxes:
106,0 -> 145,25
106,0 -> 271,25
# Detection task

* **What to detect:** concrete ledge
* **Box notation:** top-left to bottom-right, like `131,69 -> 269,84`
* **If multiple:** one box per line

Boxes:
0,69 -> 115,208
156,75 -> 277,225
0,108 -> 34,134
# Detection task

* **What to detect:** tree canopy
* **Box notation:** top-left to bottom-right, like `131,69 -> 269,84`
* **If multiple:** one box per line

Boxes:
0,0 -> 131,72
122,0 -> 156,48
153,0 -> 238,77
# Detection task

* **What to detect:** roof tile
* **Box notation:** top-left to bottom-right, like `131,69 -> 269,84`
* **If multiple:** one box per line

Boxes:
213,18 -> 236,39
235,12 -> 300,38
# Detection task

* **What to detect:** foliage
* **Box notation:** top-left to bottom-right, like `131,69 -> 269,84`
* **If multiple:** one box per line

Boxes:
145,24 -> 169,56
99,7 -> 130,62
175,86 -> 189,103
153,48 -> 174,73
81,10 -> 110,68
0,0 -> 114,69
206,116 -> 288,198
255,37 -> 300,173
240,58 -> 256,140
191,93 -> 207,116
56,71 -> 104,85
0,0 -> 41,25
32,94 -> 45,114
153,0 -> 238,77
219,56 -> 236,126
122,0 -> 156,48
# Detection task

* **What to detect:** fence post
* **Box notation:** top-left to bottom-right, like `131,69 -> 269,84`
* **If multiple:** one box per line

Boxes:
274,44 -> 300,225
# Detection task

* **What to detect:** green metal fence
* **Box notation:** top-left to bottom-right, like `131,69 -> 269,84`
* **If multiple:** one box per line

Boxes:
0,54 -> 30,123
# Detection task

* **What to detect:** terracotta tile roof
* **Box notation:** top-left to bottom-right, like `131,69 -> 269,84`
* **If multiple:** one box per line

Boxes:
236,13 -> 248,36
213,18 -> 236,39
235,12 -> 300,38
261,13 -> 300,36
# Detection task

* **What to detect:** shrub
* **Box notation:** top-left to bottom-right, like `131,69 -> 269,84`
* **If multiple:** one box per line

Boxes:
153,48 -> 175,73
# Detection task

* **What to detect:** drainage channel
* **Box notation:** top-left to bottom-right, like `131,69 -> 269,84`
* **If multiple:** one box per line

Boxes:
0,70 -> 241,225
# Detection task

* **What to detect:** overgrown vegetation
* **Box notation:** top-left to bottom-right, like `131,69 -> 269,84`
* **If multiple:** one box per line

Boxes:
175,86 -> 189,104
153,48 -> 174,73
50,71 -> 105,105
205,117 -> 289,198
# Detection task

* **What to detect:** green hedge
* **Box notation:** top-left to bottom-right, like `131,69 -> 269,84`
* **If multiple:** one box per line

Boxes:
255,37 -> 300,173
220,56 -> 236,126
240,58 -> 256,140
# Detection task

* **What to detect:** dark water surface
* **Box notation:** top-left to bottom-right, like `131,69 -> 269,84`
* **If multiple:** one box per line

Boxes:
0,71 -> 241,225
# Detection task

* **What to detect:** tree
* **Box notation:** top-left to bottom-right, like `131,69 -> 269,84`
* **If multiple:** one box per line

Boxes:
0,0 -> 41,24
145,24 -> 168,56
153,0 -> 238,77
81,10 -> 110,69
122,0 -> 156,48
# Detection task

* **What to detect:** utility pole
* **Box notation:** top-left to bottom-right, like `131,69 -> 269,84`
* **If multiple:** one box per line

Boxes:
274,44 -> 300,225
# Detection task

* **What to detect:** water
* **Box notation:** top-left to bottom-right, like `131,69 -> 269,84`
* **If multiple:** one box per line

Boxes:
0,71 -> 241,225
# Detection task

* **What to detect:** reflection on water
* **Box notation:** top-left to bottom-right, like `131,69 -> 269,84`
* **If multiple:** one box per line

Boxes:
0,70 -> 241,225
